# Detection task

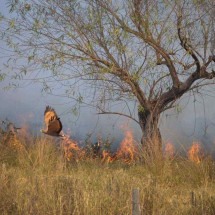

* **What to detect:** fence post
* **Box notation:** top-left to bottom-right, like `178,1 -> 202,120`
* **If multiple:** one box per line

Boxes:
190,191 -> 196,207
132,188 -> 141,215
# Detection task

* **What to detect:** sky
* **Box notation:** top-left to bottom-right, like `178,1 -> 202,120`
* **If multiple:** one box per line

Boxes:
0,0 -> 131,141
1,0 -> 215,153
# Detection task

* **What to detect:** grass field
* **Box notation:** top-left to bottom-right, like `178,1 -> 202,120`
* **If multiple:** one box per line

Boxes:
1,136 -> 215,215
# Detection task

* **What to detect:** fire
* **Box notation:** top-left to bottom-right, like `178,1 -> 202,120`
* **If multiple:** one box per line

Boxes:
62,135 -> 82,161
164,142 -> 175,159
101,129 -> 139,164
115,130 -> 138,163
59,127 -> 139,163
101,150 -> 114,163
188,142 -> 202,164
0,120 -> 26,152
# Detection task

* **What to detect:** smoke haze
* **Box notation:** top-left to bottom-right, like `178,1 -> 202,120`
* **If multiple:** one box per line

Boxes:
1,0 -> 215,154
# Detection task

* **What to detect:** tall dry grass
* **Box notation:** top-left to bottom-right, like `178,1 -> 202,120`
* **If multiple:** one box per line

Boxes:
0,136 -> 215,214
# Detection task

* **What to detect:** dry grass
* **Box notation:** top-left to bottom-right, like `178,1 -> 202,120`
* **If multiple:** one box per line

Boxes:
1,136 -> 215,215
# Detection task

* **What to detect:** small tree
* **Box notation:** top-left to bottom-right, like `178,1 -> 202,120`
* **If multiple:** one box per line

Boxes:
2,0 -> 215,158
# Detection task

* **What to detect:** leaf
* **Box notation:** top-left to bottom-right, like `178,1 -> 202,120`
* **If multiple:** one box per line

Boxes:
59,35 -> 64,41
0,73 -> 6,81
175,104 -> 182,113
138,105 -> 145,113
78,95 -> 83,103
28,55 -> 34,63
24,4 -> 31,11
9,19 -> 15,28
71,106 -> 79,116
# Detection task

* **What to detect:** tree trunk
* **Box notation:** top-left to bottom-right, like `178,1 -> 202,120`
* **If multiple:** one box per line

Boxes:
138,109 -> 163,162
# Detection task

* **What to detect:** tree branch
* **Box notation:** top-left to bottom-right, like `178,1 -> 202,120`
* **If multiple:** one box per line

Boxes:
97,111 -> 139,125
159,67 -> 215,111
97,0 -> 180,88
177,10 -> 201,73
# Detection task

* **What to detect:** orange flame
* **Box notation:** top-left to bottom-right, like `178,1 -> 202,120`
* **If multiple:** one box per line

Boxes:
101,129 -> 139,164
164,142 -> 175,159
102,150 -> 114,163
115,130 -> 137,163
188,142 -> 202,164
62,135 -> 81,161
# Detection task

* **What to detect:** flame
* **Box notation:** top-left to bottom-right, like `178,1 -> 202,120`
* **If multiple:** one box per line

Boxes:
188,142 -> 202,164
164,142 -> 175,158
101,129 -> 139,164
101,150 -> 114,163
5,132 -> 25,152
115,130 -> 137,163
62,135 -> 82,161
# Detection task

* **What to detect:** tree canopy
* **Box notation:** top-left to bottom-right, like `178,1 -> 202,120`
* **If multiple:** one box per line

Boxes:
1,0 -> 215,156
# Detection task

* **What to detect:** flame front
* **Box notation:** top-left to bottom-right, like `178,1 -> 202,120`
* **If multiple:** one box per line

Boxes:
115,130 -> 137,163
62,135 -> 82,161
188,142 -> 202,164
102,150 -> 114,163
101,129 -> 139,164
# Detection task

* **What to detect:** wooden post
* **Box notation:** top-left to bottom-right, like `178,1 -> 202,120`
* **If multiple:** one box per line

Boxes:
190,191 -> 196,207
132,188 -> 141,215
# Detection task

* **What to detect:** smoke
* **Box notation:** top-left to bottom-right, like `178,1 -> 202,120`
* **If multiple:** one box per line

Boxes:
161,90 -> 215,156
1,51 -> 215,154
1,84 -> 215,151
1,70 -> 215,155
1,0 -> 215,155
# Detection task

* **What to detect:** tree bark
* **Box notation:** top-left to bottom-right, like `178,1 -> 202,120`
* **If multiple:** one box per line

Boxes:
138,109 -> 163,162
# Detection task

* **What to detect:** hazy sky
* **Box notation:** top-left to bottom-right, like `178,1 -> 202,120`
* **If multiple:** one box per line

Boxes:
1,0 -> 215,152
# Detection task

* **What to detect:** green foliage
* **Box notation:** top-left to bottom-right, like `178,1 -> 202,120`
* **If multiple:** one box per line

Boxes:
0,73 -> 6,81
175,104 -> 182,114
9,19 -> 15,29
138,105 -> 145,113
24,3 -> 31,11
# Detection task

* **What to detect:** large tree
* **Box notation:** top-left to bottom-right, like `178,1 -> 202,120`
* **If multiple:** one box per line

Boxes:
1,0 -> 215,157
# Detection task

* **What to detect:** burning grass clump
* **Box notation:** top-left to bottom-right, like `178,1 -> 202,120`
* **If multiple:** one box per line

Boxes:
1,135 -> 215,214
